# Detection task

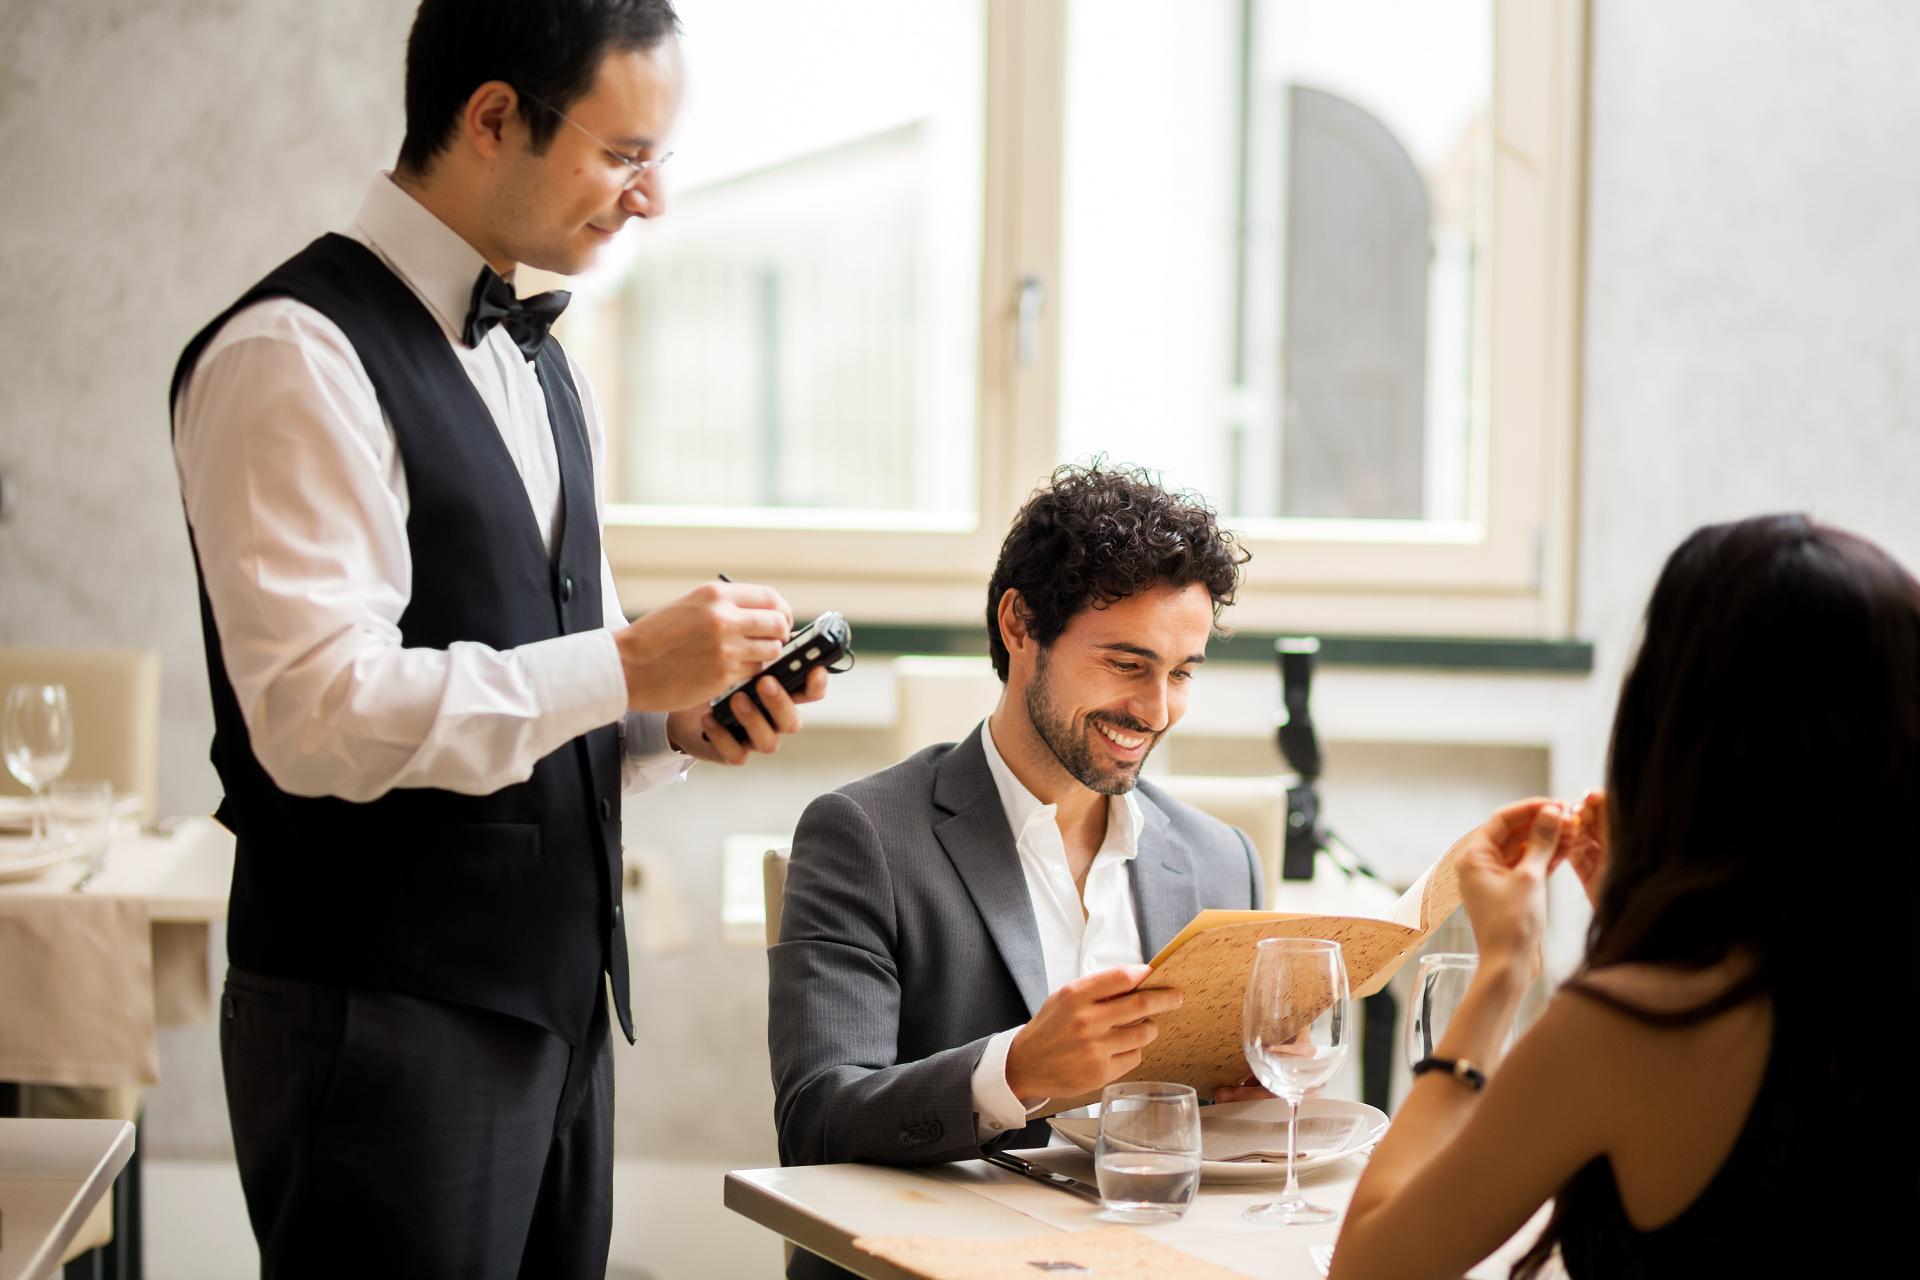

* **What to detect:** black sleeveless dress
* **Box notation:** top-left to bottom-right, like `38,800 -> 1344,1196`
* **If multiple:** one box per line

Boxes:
1555,999 -> 1884,1277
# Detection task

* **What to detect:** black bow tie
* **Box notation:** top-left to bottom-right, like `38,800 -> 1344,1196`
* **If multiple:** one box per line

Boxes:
463,267 -> 571,359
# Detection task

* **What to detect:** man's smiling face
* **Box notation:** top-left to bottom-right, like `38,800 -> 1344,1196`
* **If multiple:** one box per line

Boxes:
1020,580 -> 1213,795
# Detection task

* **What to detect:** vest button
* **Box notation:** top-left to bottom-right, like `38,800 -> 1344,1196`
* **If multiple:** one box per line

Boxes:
560,575 -> 575,603
599,797 -> 613,822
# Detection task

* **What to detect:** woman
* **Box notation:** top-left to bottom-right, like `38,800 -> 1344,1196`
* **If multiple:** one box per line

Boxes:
1332,514 -> 1920,1278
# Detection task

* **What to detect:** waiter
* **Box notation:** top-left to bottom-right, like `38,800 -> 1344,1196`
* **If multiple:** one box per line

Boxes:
169,2 -> 800,1275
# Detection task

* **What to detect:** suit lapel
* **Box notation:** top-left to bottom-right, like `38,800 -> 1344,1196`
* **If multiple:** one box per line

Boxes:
933,727 -> 1051,1018
1128,789 -> 1201,960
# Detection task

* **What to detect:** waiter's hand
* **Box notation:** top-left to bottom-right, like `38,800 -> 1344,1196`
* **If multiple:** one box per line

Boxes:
666,667 -> 829,765
614,581 -> 793,712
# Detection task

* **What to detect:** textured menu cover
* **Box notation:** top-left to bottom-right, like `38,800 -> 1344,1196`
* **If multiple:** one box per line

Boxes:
854,1224 -> 1249,1279
1037,840 -> 1466,1116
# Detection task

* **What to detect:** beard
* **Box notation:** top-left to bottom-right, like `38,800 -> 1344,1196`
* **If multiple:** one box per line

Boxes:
1024,648 -> 1160,795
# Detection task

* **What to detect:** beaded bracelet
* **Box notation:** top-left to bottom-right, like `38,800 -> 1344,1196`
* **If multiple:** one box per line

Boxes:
1410,1055 -> 1488,1091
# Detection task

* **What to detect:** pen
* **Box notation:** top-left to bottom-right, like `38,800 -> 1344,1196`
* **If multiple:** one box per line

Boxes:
717,573 -> 732,583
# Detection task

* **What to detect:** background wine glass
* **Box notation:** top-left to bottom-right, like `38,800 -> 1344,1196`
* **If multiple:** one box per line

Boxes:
1405,952 -> 1479,1067
3,682 -> 74,853
1242,936 -> 1351,1225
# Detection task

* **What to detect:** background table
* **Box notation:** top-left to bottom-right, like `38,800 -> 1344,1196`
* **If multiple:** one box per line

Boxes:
727,1144 -> 1551,1279
0,817 -> 233,1090
0,1119 -> 135,1280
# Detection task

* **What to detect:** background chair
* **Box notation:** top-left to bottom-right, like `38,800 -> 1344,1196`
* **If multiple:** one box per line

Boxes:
0,646 -> 160,822
887,656 -> 1003,764
762,847 -> 790,947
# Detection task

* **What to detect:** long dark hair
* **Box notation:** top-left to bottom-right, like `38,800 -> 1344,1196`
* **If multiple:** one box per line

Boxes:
1516,514 -> 1920,1275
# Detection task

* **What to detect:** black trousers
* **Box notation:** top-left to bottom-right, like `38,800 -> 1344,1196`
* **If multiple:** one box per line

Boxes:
219,967 -> 612,1279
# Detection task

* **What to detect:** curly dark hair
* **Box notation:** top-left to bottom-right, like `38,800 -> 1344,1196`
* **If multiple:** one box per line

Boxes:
985,464 -> 1249,681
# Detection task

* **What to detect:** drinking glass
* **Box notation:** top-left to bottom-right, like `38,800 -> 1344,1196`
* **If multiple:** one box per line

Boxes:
1242,937 -> 1351,1225
3,683 -> 74,852
1093,1081 -> 1202,1222
50,778 -> 115,882
1405,953 -> 1479,1067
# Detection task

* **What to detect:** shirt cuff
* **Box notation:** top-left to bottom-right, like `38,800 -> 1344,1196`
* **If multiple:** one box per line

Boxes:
971,1028 -> 1051,1138
523,627 -> 629,738
620,711 -> 693,794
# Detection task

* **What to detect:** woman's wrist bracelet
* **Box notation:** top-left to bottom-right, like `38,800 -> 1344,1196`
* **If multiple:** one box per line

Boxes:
1410,1055 -> 1488,1091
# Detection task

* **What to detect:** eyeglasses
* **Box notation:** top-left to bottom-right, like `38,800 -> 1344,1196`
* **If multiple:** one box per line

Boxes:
520,90 -> 673,191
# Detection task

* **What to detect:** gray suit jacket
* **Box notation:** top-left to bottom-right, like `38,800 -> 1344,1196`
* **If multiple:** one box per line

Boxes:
769,725 -> 1263,1175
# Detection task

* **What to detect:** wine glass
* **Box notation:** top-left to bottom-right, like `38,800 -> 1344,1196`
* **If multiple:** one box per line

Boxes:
1406,953 -> 1479,1067
1242,936 -> 1351,1225
3,682 -> 75,852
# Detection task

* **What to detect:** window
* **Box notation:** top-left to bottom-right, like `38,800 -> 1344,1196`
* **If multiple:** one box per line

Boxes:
566,0 -> 1588,637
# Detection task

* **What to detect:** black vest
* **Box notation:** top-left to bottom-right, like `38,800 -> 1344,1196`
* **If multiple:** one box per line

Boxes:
171,234 -> 633,1046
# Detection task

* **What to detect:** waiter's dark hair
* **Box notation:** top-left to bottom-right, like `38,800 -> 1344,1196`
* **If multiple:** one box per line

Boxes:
986,463 -> 1248,681
398,0 -> 681,176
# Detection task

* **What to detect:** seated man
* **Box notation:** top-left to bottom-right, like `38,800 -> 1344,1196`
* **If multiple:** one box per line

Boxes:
769,465 -> 1265,1274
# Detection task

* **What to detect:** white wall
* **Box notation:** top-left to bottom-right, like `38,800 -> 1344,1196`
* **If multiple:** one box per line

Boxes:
1569,0 -> 1920,819
5,0 -> 1919,1197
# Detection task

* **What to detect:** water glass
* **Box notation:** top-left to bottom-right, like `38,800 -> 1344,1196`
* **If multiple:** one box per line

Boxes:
1405,953 -> 1479,1066
1093,1081 -> 1201,1222
1242,937 -> 1351,1225
49,779 -> 115,879
3,682 -> 75,851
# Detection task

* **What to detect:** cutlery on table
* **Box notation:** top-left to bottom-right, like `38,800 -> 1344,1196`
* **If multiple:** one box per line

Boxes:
981,1150 -> 1104,1203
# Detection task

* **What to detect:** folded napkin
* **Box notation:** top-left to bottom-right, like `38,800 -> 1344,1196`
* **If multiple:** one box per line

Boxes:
1201,1113 -> 1366,1162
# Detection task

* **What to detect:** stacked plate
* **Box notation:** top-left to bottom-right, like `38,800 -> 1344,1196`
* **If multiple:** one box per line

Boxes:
0,793 -> 142,882
1048,1096 -> 1387,1183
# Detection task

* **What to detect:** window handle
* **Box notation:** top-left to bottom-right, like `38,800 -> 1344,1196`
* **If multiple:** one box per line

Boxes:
1015,274 -> 1046,369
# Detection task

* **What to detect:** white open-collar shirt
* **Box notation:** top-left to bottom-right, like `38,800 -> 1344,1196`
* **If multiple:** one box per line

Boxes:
173,173 -> 684,804
970,717 -> 1146,1133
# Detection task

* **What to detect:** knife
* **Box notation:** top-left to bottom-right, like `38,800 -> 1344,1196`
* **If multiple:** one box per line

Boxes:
981,1150 -> 1104,1203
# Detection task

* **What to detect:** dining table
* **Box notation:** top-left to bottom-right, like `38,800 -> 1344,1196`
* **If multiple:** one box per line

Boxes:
0,816 -> 233,1092
726,1141 -> 1554,1279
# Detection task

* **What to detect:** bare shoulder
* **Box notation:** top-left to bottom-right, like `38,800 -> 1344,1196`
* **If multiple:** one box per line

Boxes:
1573,955 -> 1760,1016
1552,959 -> 1773,1081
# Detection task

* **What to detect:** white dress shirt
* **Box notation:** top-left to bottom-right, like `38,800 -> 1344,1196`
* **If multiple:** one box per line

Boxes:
173,172 -> 686,803
970,718 -> 1146,1135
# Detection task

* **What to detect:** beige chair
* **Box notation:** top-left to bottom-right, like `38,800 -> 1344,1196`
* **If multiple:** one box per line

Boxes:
0,647 -> 159,1264
0,647 -> 160,822
762,847 -> 791,947
760,846 -> 796,1271
1152,773 -> 1288,906
889,656 -> 1003,763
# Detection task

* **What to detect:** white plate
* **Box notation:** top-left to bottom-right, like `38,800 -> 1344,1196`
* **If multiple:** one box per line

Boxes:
0,839 -> 80,883
0,792 -> 142,834
1048,1096 -> 1387,1183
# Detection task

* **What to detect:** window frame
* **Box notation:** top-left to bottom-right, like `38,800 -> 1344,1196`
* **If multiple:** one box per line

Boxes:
599,0 -> 1589,640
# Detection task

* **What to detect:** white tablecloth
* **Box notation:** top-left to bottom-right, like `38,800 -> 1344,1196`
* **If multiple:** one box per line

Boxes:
0,818 -> 232,1088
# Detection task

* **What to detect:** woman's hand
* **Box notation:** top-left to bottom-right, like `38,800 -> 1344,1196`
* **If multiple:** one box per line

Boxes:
1452,799 -> 1565,974
1556,787 -> 1608,908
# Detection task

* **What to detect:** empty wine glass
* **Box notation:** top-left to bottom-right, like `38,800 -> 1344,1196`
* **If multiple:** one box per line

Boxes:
3,683 -> 74,853
1242,936 -> 1351,1225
